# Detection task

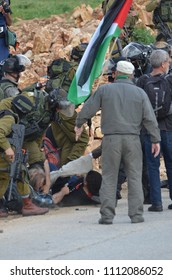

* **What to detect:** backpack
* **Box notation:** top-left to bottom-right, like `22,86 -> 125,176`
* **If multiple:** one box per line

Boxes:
45,58 -> 77,93
20,89 -> 52,141
143,74 -> 172,120
42,136 -> 61,169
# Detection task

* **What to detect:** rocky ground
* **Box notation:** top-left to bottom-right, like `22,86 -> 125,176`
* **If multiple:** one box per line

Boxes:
9,1 -> 154,90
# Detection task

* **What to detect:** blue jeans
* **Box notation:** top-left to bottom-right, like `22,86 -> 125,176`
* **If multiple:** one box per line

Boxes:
144,134 -> 162,206
160,130 -> 172,200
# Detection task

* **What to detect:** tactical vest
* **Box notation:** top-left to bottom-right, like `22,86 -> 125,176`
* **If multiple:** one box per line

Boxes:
45,59 -> 78,93
0,79 -> 16,100
159,0 -> 172,22
0,109 -> 18,123
20,89 -> 52,141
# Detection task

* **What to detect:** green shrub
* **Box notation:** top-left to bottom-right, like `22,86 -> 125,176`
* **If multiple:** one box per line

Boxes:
131,27 -> 156,45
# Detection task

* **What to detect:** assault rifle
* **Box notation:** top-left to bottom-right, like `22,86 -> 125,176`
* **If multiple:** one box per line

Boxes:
0,124 -> 27,201
7,124 -> 27,201
153,11 -> 172,42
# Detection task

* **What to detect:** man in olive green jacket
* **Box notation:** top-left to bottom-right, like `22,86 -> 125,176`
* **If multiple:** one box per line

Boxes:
75,61 -> 161,225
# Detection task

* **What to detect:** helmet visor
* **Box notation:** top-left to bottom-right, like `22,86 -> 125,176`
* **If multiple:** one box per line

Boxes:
122,44 -> 142,59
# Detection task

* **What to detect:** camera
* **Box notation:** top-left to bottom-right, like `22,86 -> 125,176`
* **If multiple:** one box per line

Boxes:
0,1 -> 11,13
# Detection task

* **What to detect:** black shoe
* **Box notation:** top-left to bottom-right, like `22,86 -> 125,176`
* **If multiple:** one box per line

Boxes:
160,180 -> 169,189
116,192 -> 122,200
148,205 -> 163,212
168,204 -> 172,209
98,218 -> 113,225
144,198 -> 151,204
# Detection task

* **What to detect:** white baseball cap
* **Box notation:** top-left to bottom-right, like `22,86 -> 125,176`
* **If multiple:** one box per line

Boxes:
116,60 -> 135,74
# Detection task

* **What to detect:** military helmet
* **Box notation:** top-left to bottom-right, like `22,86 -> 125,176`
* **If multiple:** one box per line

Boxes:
11,95 -> 33,114
71,43 -> 88,61
122,42 -> 152,62
122,42 -> 153,72
2,54 -> 31,74
3,56 -> 25,73
48,88 -> 71,110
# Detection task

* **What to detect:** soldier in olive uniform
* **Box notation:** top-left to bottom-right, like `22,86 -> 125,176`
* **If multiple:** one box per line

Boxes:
146,0 -> 172,42
0,55 -> 89,170
45,43 -> 88,94
102,1 -> 139,54
0,55 -> 30,99
0,56 -> 22,99
45,88 -> 89,167
0,95 -> 49,217
20,87 -> 89,169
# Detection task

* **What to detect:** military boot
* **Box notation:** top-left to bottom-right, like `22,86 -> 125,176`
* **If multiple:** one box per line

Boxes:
22,197 -> 49,216
0,198 -> 8,218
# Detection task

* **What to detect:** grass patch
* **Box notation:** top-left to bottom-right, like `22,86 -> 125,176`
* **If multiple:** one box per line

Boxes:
11,0 -> 99,20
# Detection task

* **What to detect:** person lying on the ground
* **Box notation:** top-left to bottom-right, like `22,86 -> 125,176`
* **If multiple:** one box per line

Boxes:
50,145 -> 126,200
28,161 -> 102,207
52,170 -> 102,207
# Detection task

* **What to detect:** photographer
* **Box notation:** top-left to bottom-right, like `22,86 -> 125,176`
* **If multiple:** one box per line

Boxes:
0,1 -> 12,64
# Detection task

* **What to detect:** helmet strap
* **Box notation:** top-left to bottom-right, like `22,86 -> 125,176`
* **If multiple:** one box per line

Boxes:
9,72 -> 20,82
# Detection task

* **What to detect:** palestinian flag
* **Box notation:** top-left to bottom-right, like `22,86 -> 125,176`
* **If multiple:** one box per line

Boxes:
68,0 -> 133,105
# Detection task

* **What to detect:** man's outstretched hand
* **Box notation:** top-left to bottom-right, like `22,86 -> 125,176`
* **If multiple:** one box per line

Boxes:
74,126 -> 83,141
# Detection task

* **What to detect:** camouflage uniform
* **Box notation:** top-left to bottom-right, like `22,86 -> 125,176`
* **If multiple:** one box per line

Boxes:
0,56 -> 47,166
0,97 -> 30,199
44,53 -> 89,168
45,59 -> 78,94
0,83 -> 48,166
21,91 -> 50,166
146,0 -> 172,41
22,91 -> 89,167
